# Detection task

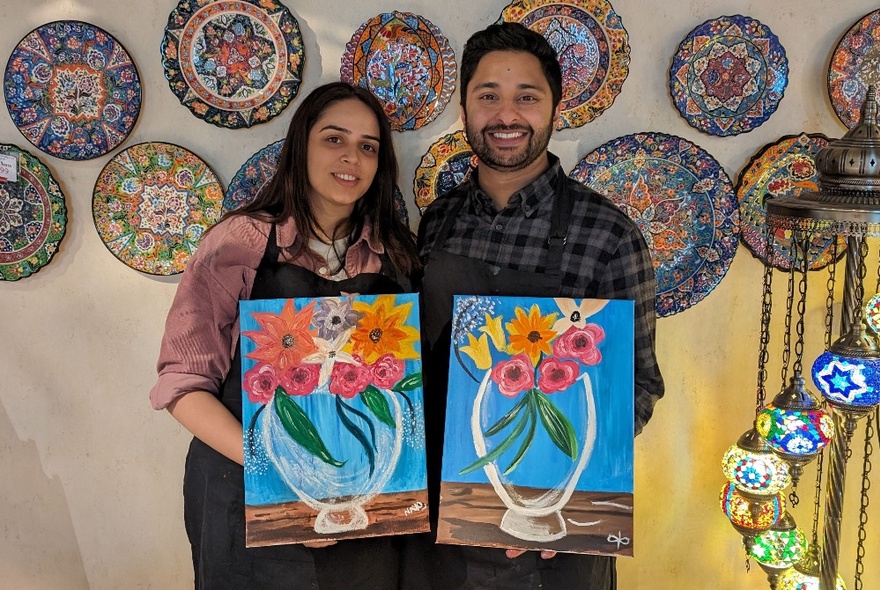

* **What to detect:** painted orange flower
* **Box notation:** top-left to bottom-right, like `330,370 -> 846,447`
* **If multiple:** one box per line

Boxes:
506,304 -> 557,365
348,295 -> 419,363
244,300 -> 318,371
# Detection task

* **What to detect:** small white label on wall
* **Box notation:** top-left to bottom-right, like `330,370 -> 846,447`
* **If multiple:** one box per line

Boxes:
0,153 -> 18,182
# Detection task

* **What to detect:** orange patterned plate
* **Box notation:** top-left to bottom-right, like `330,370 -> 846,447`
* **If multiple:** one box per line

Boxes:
413,131 -> 476,212
341,11 -> 456,131
499,0 -> 630,130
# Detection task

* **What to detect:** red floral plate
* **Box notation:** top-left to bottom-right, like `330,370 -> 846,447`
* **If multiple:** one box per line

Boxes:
828,9 -> 880,129
161,0 -> 304,129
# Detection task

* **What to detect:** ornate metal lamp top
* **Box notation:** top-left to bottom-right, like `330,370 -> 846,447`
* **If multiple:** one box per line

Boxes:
767,85 -> 880,236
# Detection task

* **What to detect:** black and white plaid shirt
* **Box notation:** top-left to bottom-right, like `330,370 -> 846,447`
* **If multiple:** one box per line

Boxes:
418,154 -> 664,433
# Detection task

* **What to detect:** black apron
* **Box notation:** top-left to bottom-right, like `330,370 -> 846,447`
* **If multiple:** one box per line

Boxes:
404,180 -> 615,590
183,225 -> 408,590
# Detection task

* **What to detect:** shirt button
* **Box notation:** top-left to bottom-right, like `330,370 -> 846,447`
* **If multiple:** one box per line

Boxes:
494,223 -> 503,231
318,266 -> 328,275
524,205 -> 531,212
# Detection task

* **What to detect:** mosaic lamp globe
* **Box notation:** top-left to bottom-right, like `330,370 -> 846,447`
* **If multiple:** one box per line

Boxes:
777,548 -> 847,590
720,482 -> 784,535
811,321 -> 880,412
721,427 -> 791,498
756,372 -> 833,484
749,513 -> 807,572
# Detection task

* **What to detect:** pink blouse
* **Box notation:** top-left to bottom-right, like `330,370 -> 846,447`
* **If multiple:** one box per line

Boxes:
149,214 -> 384,410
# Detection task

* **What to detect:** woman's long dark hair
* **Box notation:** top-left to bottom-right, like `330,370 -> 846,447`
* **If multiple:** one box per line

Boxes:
224,82 -> 419,275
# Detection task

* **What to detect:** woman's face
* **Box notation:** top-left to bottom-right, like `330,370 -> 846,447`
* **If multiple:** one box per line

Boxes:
306,98 -> 381,221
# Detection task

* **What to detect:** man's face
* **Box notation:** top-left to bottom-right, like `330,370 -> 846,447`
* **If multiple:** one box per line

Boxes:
462,50 -> 560,173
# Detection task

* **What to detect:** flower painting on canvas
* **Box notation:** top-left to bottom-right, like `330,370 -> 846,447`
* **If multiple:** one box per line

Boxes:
240,294 -> 428,546
438,295 -> 635,557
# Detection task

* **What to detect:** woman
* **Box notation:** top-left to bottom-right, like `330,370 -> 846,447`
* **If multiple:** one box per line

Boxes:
149,82 -> 420,589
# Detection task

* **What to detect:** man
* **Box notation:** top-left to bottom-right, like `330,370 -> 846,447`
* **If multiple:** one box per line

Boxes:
408,22 -> 664,590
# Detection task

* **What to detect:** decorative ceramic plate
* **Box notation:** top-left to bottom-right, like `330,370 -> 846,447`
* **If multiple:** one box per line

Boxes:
736,133 -> 845,271
413,131 -> 477,212
828,9 -> 880,129
0,144 -> 66,281
498,0 -> 629,130
669,15 -> 788,136
570,132 -> 739,317
341,11 -> 456,131
225,139 -> 284,212
161,0 -> 304,129
3,21 -> 141,160
227,140 -> 410,226
92,142 -> 224,275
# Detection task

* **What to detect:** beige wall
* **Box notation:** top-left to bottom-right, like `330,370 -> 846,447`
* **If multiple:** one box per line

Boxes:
2,0 -> 879,588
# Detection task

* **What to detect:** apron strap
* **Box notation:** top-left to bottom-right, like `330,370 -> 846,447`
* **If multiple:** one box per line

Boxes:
260,222 -> 280,265
545,168 -> 575,277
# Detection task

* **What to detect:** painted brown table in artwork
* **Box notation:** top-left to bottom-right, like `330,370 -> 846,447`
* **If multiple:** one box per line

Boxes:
438,482 -> 634,557
246,490 -> 430,547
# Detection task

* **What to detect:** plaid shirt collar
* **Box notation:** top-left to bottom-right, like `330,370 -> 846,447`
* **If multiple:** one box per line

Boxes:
467,153 -> 563,218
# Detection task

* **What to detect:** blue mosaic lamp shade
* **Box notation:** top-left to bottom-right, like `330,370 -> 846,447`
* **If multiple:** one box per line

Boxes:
756,374 -> 833,458
812,317 -> 880,412
812,350 -> 880,409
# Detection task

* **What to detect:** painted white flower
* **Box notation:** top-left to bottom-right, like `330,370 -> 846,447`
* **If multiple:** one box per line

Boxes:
303,329 -> 358,387
552,298 -> 609,333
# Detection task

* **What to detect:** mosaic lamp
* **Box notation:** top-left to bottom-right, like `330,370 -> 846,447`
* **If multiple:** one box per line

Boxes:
812,321 -> 880,413
750,512 -> 808,586
777,545 -> 847,590
720,482 -> 784,536
721,427 -> 791,498
756,372 -> 834,485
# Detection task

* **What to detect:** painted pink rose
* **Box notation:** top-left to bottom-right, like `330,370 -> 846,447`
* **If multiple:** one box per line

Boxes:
553,324 -> 605,365
329,361 -> 372,399
370,354 -> 405,389
279,363 -> 320,396
490,353 -> 535,397
537,357 -> 579,393
243,363 -> 279,404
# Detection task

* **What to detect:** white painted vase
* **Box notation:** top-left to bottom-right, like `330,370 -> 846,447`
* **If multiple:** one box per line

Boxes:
471,371 -> 596,542
262,391 -> 403,534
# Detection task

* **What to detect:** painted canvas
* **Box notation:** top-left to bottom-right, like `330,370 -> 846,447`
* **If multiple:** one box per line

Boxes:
240,294 -> 429,546
438,296 -> 635,557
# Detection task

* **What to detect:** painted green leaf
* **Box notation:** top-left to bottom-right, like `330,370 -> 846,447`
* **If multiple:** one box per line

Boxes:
484,394 -> 529,437
361,385 -> 396,428
504,398 -> 537,475
274,388 -> 344,467
393,372 -> 422,392
459,408 -> 529,476
336,396 -> 376,476
534,391 -> 578,460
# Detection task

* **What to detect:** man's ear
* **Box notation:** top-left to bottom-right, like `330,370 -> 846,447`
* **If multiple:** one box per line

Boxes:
552,102 -> 562,129
460,104 -> 467,127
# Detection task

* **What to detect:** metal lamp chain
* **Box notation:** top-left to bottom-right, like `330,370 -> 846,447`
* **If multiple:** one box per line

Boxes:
825,239 -> 838,350
854,411 -> 875,590
781,261 -> 796,384
793,235 -> 810,373
756,241 -> 775,413
811,442 -> 825,549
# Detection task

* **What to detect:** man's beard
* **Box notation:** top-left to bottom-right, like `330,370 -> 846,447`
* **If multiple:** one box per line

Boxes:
466,118 -> 553,172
